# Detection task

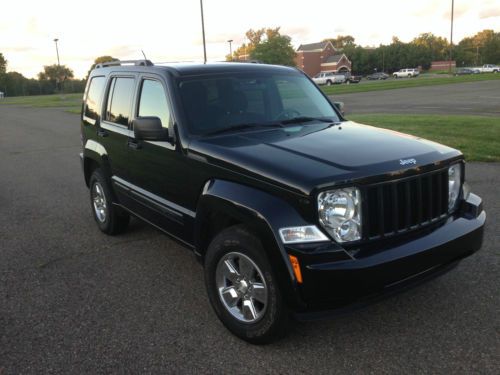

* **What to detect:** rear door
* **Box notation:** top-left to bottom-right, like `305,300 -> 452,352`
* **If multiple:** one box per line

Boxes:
99,74 -> 137,199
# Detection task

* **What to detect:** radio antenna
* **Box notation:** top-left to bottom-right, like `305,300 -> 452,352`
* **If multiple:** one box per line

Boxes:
141,50 -> 148,60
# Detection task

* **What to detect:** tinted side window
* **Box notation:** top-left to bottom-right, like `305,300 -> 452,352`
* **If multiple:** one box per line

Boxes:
138,80 -> 171,128
84,76 -> 105,121
106,77 -> 135,126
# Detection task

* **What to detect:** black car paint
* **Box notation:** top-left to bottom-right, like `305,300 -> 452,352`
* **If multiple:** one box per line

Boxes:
80,62 -> 485,314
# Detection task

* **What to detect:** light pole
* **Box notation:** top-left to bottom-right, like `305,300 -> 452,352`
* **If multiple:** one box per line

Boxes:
448,0 -> 454,73
199,0 -> 207,63
53,38 -> 60,66
227,39 -> 233,60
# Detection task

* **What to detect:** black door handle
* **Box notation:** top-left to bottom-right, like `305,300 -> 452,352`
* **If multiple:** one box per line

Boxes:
97,129 -> 108,137
128,140 -> 141,150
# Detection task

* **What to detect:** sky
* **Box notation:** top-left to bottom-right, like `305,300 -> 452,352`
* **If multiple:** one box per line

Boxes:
1,0 -> 499,79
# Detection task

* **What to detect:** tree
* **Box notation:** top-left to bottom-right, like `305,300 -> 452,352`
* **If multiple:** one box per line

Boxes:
38,64 -> 74,93
0,53 -> 7,75
250,28 -> 296,66
227,27 -> 287,62
87,55 -> 118,76
323,35 -> 356,50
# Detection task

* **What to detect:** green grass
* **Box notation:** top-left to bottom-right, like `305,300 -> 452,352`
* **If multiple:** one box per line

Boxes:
0,93 -> 82,112
321,73 -> 500,95
348,114 -> 500,162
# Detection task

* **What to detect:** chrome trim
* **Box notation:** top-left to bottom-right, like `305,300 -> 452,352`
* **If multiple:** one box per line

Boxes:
83,115 -> 96,125
101,122 -> 134,137
111,176 -> 196,218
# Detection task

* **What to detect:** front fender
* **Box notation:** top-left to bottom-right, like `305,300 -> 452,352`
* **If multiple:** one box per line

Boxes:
195,179 -> 313,309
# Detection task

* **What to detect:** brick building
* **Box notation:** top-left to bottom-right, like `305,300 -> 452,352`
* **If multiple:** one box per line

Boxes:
295,41 -> 352,77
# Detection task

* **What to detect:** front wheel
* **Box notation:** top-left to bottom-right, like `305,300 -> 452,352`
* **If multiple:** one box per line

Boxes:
204,225 -> 289,344
326,80 -> 332,86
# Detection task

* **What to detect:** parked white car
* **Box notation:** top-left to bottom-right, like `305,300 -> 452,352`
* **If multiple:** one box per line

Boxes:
475,64 -> 499,73
393,68 -> 420,78
312,72 -> 346,85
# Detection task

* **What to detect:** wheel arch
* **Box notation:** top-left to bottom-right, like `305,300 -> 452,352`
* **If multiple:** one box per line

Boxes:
195,179 -> 310,309
82,140 -> 111,187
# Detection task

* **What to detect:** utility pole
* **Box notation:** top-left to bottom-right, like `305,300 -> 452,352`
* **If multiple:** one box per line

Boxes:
227,39 -> 233,60
54,38 -> 60,66
200,0 -> 207,64
449,0 -> 454,73
54,38 -> 61,93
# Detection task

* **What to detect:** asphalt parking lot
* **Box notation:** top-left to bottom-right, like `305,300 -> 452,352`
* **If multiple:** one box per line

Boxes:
0,106 -> 499,373
334,80 -> 500,116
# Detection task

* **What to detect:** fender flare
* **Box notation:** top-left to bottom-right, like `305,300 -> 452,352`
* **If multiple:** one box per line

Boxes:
195,179 -> 313,309
82,139 -> 112,187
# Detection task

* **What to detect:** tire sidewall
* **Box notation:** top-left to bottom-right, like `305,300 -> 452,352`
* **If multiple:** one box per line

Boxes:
204,226 -> 286,344
89,170 -> 112,232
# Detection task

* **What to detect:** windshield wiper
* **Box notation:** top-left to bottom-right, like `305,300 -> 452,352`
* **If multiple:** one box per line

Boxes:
279,116 -> 338,125
204,122 -> 284,136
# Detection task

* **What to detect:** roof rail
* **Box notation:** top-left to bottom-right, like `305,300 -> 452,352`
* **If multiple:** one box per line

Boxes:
95,59 -> 154,69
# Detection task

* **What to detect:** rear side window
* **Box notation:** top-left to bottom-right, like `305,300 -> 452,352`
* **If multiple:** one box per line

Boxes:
138,80 -> 171,128
84,76 -> 105,122
106,77 -> 135,126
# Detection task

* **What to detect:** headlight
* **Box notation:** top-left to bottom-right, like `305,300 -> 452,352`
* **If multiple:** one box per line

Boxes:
318,187 -> 361,243
448,163 -> 462,211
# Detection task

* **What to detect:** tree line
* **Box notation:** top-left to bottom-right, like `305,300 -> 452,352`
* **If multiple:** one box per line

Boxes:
228,28 -> 500,75
0,54 -> 86,97
1,29 -> 499,97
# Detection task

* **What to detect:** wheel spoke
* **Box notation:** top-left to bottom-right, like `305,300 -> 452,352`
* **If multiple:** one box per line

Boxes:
220,286 -> 240,307
221,259 -> 240,284
242,298 -> 258,321
238,256 -> 254,279
250,282 -> 267,304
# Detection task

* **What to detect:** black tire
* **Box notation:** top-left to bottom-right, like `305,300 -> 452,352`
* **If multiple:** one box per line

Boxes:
204,225 -> 289,344
326,80 -> 332,86
89,169 -> 130,235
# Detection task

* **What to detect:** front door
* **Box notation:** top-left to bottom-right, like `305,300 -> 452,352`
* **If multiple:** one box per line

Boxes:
121,75 -> 194,243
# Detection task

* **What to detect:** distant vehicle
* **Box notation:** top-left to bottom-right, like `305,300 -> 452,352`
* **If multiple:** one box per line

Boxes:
312,72 -> 346,85
474,64 -> 499,73
366,72 -> 389,80
393,68 -> 420,78
0,91 -> 4,99
455,68 -> 475,76
337,71 -> 362,84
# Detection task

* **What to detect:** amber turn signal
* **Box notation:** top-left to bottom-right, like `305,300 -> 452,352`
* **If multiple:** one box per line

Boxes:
289,255 -> 303,284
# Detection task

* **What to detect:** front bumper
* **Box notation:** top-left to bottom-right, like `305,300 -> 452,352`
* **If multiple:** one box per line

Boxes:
287,193 -> 485,315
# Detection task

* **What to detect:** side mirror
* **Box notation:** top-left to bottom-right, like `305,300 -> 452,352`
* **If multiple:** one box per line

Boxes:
133,117 -> 169,141
332,101 -> 345,116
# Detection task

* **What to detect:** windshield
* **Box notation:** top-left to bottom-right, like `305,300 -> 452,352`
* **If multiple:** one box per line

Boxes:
177,72 -> 340,135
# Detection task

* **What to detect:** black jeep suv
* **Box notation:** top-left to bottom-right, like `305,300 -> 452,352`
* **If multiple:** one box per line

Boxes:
80,60 -> 485,343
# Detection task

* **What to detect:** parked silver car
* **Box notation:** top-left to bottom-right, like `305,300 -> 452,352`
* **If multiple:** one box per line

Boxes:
312,72 -> 346,85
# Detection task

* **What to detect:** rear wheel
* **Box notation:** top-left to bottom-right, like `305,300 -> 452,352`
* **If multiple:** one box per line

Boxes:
89,169 -> 130,235
204,225 -> 289,344
326,80 -> 332,86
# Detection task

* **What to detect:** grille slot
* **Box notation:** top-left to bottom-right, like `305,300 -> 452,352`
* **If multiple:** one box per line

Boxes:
365,169 -> 449,239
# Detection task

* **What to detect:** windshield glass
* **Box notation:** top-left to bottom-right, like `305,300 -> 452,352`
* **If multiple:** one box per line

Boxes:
177,72 -> 340,135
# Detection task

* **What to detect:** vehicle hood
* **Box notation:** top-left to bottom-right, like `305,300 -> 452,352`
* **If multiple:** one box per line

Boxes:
189,121 -> 461,195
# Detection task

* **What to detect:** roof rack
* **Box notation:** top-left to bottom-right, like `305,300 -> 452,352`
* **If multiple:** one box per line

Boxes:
95,59 -> 154,69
